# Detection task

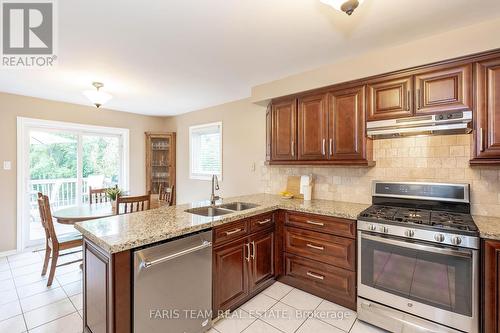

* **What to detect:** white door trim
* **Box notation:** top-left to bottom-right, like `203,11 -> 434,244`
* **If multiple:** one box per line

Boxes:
16,117 -> 130,251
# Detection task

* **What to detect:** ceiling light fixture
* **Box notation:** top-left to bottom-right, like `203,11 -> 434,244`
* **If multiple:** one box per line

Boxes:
320,0 -> 365,15
83,82 -> 112,108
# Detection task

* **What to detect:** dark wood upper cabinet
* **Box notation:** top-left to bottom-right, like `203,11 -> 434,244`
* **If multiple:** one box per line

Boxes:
471,57 -> 500,164
212,238 -> 249,314
482,239 -> 500,333
367,76 -> 413,121
328,86 -> 368,161
271,99 -> 297,161
297,93 -> 328,160
414,64 -> 472,115
265,50 -> 500,165
265,104 -> 272,161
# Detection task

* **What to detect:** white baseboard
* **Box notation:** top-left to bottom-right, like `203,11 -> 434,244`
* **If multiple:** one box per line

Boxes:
0,249 -> 17,258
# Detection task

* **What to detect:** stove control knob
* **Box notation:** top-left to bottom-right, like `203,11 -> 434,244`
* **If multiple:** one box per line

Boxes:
434,234 -> 445,242
368,224 -> 377,231
451,236 -> 462,246
404,230 -> 415,238
380,226 -> 389,233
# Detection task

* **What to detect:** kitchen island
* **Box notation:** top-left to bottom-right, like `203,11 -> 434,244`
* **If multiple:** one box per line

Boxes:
75,193 -> 368,333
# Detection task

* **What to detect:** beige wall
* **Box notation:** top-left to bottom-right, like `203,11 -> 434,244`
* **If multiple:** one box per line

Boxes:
0,92 -> 166,252
164,98 -> 265,204
260,135 -> 500,217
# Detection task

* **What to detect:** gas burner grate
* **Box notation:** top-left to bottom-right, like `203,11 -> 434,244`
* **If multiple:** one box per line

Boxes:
430,212 -> 477,231
394,209 -> 431,225
359,206 -> 398,220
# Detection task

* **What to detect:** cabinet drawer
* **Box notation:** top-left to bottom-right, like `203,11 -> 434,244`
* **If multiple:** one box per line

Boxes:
286,212 -> 356,238
284,227 -> 355,270
283,253 -> 356,310
214,219 -> 248,245
249,212 -> 275,233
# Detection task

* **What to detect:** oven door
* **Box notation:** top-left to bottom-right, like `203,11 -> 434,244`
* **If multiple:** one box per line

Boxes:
358,231 -> 479,333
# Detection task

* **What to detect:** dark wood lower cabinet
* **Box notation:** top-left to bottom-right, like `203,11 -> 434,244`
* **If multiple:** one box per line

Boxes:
249,231 -> 274,290
81,210 -> 358,331
83,239 -> 131,333
212,218 -> 276,315
212,238 -> 249,315
281,253 -> 356,310
482,239 -> 500,333
279,212 -> 357,310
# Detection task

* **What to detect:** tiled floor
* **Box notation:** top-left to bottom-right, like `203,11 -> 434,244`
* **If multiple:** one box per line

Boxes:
211,282 -> 387,333
0,250 -> 386,333
0,248 -> 83,333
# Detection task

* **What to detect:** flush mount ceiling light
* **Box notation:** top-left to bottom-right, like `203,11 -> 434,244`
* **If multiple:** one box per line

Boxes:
83,82 -> 112,108
320,0 -> 365,15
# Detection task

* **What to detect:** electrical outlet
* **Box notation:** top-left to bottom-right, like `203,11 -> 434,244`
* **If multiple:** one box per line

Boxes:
251,162 -> 256,172
3,161 -> 11,170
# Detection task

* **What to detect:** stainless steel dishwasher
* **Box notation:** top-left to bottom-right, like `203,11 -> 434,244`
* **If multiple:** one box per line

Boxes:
134,231 -> 212,333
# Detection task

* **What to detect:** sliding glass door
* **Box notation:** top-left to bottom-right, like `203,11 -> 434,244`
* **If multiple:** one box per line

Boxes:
19,118 -> 129,249
29,130 -> 78,241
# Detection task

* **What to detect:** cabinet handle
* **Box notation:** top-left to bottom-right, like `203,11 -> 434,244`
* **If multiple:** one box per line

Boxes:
407,91 -> 411,111
258,219 -> 272,225
291,140 -> 295,157
251,241 -> 256,260
306,271 -> 325,280
245,243 -> 251,262
306,220 -> 324,227
480,128 -> 485,152
329,138 -> 333,157
322,139 -> 326,156
306,243 -> 325,251
225,228 -> 242,236
416,89 -> 421,110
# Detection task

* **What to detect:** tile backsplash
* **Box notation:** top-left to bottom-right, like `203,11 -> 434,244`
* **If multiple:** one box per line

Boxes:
260,134 -> 500,217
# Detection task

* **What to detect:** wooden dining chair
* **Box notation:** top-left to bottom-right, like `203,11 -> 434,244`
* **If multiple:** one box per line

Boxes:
115,193 -> 152,214
158,184 -> 175,206
37,193 -> 83,286
89,186 -> 113,204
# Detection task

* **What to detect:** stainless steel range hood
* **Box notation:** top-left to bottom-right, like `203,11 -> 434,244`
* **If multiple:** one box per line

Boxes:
367,111 -> 473,139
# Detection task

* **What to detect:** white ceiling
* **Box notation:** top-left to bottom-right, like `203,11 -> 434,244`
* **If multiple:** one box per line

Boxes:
2,0 -> 500,116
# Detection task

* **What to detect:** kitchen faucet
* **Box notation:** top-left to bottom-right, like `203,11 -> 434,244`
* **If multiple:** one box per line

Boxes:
210,174 -> 220,205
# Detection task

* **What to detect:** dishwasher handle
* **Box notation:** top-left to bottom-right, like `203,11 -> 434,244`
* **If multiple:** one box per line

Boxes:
142,240 -> 212,269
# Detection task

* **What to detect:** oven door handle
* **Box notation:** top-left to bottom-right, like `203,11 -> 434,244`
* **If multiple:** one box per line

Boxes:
361,233 -> 472,259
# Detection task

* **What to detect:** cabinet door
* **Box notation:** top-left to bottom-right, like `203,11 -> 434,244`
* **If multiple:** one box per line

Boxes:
213,239 -> 249,314
329,86 -> 366,161
266,103 -> 272,161
297,93 -> 328,160
473,58 -> 500,161
249,231 -> 275,291
415,64 -> 472,114
483,240 -> 500,333
367,76 -> 413,121
271,99 -> 297,160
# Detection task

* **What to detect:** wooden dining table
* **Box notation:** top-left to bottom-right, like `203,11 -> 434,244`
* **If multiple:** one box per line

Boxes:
52,196 -> 168,224
53,203 -> 115,224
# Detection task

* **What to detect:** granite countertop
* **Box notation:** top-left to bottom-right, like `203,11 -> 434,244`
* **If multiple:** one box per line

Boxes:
74,193 -> 369,254
473,215 -> 500,241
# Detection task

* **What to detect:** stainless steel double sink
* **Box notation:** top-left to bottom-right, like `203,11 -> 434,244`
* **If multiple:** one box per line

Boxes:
185,202 -> 259,217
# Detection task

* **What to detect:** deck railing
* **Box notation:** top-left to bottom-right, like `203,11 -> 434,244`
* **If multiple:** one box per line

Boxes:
29,177 -> 90,211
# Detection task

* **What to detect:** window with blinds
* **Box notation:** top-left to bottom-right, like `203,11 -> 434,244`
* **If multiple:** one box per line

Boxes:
189,122 -> 222,180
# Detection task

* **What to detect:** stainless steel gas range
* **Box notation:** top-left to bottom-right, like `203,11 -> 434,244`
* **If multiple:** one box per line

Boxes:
357,181 -> 479,333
